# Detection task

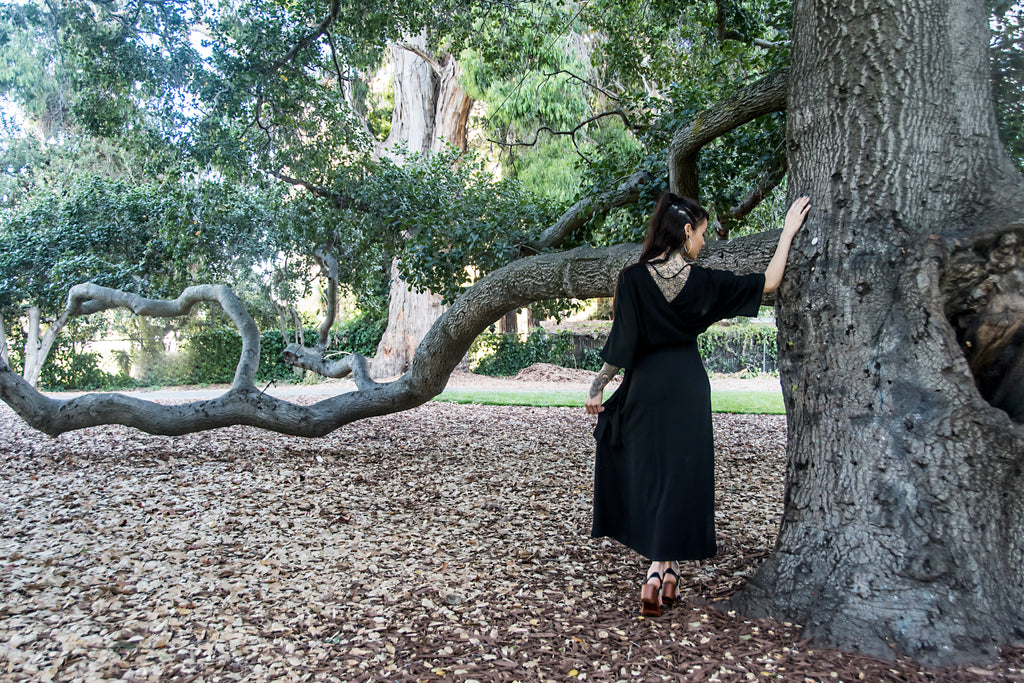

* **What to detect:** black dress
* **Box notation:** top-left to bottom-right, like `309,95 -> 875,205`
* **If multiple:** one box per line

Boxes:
591,262 -> 765,561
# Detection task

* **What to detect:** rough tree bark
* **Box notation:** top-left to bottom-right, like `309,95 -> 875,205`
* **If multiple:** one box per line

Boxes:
728,0 -> 1024,665
372,35 -> 474,378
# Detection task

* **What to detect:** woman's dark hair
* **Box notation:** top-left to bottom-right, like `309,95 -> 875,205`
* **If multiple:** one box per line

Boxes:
638,193 -> 708,264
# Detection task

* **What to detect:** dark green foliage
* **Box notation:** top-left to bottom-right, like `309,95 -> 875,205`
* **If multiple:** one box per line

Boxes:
333,315 -> 386,357
182,319 -> 385,387
471,330 -> 579,376
312,147 -> 560,305
39,343 -> 135,391
185,328 -> 313,385
992,5 -> 1024,172
0,171 -> 294,329
182,329 -> 246,385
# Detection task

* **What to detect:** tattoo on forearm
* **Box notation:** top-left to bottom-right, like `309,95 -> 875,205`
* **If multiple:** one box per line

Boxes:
589,363 -> 620,398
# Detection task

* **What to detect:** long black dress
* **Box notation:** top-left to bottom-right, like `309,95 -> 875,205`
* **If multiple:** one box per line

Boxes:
591,262 -> 765,561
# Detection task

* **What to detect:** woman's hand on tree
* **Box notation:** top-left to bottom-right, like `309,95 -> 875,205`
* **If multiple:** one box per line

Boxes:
764,196 -> 812,293
783,196 -> 811,238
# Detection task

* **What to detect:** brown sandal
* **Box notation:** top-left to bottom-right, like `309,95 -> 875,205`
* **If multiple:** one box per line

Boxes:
640,572 -> 662,617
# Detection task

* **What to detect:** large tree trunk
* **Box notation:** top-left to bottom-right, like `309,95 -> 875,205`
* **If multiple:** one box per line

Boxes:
729,0 -> 1024,665
371,260 -> 449,378
372,35 -> 474,378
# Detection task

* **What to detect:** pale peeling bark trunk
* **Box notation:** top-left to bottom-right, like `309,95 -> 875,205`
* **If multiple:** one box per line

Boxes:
372,35 -> 474,379
21,306 -> 71,388
382,34 -> 437,157
372,260 -> 449,378
431,54 -> 472,154
0,316 -> 9,366
729,0 -> 1024,665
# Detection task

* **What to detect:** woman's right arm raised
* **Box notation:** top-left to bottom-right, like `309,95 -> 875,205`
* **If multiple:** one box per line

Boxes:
763,196 -> 811,293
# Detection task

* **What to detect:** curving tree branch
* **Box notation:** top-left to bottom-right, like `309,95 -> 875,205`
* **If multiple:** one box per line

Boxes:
0,231 -> 784,439
281,344 -> 379,391
713,0 -> 790,50
395,42 -> 443,76
65,283 -> 262,388
313,248 -> 339,351
668,68 -> 789,200
267,170 -> 355,210
544,70 -> 621,101
524,170 -> 655,253
715,152 -> 788,239
488,110 -> 635,161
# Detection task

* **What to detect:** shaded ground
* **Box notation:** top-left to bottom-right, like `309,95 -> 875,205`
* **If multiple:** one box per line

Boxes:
1,400 -> 1021,682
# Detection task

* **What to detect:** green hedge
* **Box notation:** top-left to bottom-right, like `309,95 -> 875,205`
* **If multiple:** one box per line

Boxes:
469,322 -> 778,377
470,330 -> 584,376
39,340 -> 136,391
698,323 -> 777,374
184,315 -> 384,385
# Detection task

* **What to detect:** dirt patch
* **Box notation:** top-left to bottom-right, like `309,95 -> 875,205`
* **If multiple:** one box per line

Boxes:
513,363 -> 603,384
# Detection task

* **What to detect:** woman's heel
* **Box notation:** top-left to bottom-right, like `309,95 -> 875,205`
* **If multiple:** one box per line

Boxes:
640,572 -> 662,617
661,567 -> 679,607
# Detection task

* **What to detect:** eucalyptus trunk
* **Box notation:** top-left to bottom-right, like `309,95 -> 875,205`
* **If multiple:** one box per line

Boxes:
372,36 -> 473,378
729,0 -> 1024,665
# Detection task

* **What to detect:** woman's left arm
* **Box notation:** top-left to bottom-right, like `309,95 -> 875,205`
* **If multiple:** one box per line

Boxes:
764,196 -> 811,293
585,363 -> 620,414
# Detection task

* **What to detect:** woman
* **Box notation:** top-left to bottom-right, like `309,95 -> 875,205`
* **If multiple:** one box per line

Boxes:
585,192 -> 810,616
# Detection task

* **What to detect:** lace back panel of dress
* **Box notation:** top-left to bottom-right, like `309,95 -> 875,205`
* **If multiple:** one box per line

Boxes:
646,256 -> 692,302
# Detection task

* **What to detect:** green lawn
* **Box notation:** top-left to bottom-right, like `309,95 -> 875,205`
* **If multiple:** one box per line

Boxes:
433,388 -> 785,414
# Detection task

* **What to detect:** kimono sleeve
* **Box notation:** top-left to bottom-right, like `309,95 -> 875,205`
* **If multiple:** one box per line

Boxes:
599,268 -> 641,368
706,269 -> 766,322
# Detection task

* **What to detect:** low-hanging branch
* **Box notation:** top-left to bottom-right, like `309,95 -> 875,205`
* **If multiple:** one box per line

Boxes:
543,70 -> 621,101
716,153 -> 788,239
258,0 -> 341,77
267,170 -> 354,209
713,0 -> 791,50
0,230 -> 787,439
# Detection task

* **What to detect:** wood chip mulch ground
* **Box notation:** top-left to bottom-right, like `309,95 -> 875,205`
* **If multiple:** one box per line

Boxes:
1,401 -> 1022,682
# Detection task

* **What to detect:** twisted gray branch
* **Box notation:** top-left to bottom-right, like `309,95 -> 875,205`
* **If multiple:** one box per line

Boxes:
0,232 -> 783,438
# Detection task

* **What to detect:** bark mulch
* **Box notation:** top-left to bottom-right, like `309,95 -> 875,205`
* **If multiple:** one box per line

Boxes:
1,401 -> 1022,682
